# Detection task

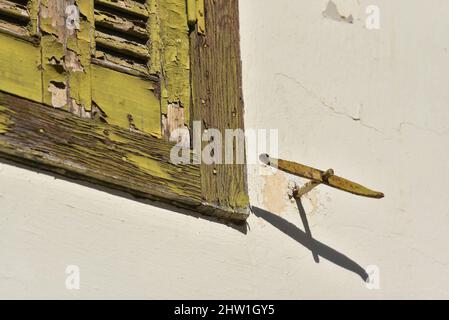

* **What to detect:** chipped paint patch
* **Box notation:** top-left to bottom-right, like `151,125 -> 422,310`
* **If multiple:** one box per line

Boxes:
48,81 -> 68,109
162,103 -> 190,146
323,0 -> 354,24
262,172 -> 289,215
148,0 -> 191,136
69,98 -> 92,119
64,50 -> 84,73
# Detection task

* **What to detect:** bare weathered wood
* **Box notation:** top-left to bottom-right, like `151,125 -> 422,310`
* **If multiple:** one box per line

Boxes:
191,0 -> 250,215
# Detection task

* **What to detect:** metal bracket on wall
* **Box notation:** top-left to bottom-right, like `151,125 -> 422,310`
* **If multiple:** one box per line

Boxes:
187,0 -> 205,35
259,154 -> 385,199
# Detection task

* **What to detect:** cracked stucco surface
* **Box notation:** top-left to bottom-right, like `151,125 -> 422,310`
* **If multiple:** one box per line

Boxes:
1,0 -> 449,299
241,0 -> 449,298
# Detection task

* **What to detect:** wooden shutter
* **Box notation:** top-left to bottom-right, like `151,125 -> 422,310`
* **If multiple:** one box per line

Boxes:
0,0 -> 250,223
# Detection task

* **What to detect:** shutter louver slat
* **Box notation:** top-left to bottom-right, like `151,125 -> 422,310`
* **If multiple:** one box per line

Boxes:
94,0 -> 150,74
0,0 -> 31,38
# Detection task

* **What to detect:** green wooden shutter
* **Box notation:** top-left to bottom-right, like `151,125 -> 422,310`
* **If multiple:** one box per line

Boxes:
0,0 -> 190,139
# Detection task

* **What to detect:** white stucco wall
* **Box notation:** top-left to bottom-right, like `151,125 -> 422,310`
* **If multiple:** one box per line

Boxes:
1,0 -> 449,299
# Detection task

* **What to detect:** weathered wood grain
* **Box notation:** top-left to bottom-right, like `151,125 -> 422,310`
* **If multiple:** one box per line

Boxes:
191,0 -> 250,216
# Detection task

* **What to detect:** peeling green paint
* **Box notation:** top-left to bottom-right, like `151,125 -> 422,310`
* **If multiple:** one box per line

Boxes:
0,33 -> 42,103
40,0 -> 94,113
148,0 -> 191,133
92,65 -> 161,137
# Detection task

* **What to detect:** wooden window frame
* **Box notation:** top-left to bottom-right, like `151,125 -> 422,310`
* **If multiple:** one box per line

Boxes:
0,0 -> 249,223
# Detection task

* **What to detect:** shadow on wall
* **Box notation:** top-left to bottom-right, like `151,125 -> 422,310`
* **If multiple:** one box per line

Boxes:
252,200 -> 369,282
0,158 -> 248,234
